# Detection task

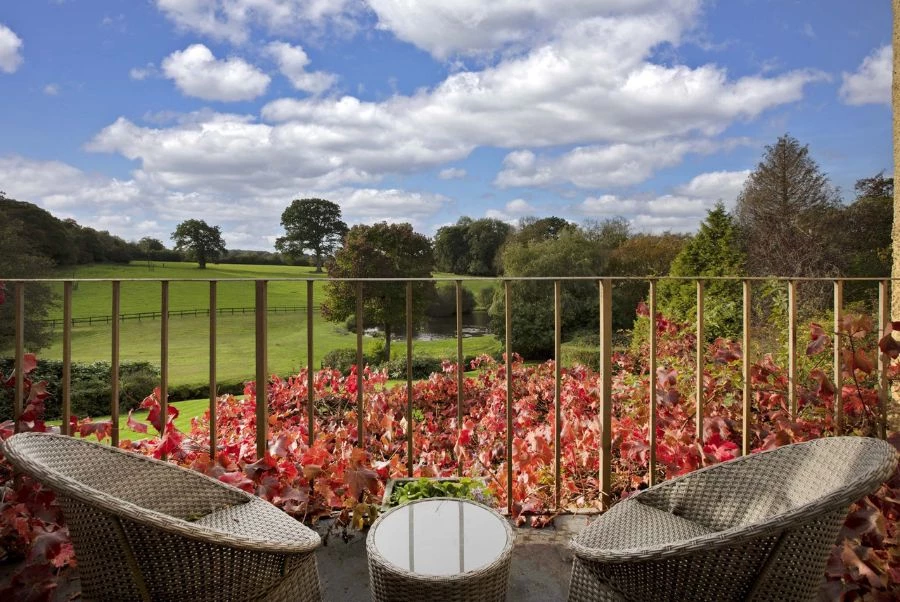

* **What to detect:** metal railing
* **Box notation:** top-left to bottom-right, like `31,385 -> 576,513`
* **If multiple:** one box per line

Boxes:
7,276 -> 895,515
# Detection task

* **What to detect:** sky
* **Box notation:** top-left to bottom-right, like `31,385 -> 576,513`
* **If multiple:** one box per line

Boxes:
0,1 -> 892,251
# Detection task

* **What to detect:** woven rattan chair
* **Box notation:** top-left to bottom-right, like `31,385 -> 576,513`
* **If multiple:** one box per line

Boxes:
2,432 -> 322,602
568,436 -> 897,602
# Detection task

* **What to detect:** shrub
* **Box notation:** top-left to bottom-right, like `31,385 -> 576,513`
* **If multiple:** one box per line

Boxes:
378,356 -> 445,379
321,348 -> 377,375
0,359 -> 160,420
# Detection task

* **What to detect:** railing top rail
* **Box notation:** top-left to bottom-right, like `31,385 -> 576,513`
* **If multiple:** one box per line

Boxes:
2,275 -> 895,283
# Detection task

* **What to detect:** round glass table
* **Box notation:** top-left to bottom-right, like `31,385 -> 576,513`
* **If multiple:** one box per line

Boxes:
366,497 -> 514,601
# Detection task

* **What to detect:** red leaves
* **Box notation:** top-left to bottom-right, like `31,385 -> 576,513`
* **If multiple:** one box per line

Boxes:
806,323 -> 831,356
344,448 -> 378,501
877,321 -> 900,359
126,409 -> 148,434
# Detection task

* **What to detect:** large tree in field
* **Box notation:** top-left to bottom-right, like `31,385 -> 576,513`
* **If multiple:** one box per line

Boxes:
322,222 -> 434,361
275,198 -> 348,272
171,219 -> 226,269
734,134 -> 842,279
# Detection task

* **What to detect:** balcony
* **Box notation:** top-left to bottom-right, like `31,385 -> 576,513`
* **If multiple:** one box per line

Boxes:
1,275 -> 897,600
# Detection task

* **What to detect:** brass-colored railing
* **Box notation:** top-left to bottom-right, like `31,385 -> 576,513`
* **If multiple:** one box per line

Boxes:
7,276 -> 895,512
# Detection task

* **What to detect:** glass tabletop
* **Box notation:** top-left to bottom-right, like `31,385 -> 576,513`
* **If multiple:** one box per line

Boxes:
371,499 -> 509,576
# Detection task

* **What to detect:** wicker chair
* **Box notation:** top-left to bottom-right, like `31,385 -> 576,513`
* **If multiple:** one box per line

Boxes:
2,432 -> 322,602
568,436 -> 897,602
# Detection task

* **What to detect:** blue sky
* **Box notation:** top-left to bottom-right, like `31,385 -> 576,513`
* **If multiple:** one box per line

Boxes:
0,1 -> 892,250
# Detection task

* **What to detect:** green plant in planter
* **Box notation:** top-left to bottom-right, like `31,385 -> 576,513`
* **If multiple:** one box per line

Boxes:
389,477 -> 495,506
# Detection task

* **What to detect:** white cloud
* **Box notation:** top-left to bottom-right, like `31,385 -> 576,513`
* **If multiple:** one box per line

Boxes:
0,154 -> 445,247
578,169 -> 751,232
90,3 -> 822,224
840,45 -> 891,106
495,139 -> 743,189
130,63 -> 158,80
43,83 -> 59,96
0,23 -> 24,74
484,197 -> 537,222
161,44 -> 270,101
438,167 -> 466,180
155,0 -> 358,44
367,0 -> 680,59
266,41 -> 336,94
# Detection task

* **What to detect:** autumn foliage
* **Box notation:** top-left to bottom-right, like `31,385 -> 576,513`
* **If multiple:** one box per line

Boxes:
1,309 -> 898,600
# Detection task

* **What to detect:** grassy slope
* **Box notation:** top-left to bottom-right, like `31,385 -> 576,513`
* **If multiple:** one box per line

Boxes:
36,262 -> 502,386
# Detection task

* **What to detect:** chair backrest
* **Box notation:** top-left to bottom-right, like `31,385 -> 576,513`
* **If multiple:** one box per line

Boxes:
640,436 -> 897,531
2,432 -> 247,518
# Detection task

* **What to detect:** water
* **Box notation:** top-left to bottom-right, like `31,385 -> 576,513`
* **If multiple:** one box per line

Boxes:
365,310 -> 492,341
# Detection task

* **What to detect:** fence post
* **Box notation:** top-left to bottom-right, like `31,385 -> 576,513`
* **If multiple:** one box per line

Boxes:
111,281 -> 120,447
648,280 -> 657,486
695,280 -> 705,443
598,279 -> 612,510
13,283 -> 24,431
62,282 -> 72,436
209,281 -> 217,460
742,280 -> 751,457
255,280 -> 268,460
160,281 -> 169,460
833,280 -> 844,433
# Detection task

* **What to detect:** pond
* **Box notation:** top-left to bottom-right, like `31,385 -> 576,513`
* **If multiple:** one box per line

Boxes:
365,310 -> 492,341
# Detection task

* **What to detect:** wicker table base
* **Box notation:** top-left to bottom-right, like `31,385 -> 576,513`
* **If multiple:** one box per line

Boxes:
367,497 -> 514,602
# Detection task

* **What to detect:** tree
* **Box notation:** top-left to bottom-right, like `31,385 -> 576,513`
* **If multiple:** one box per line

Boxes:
322,222 -> 434,361
139,237 -> 165,252
0,217 -> 57,351
275,198 -> 348,272
841,172 -> 893,303
734,134 -> 842,279
433,220 -> 470,274
171,219 -> 226,269
490,228 -> 608,358
464,218 -> 511,276
659,203 -> 746,339
515,216 -> 575,244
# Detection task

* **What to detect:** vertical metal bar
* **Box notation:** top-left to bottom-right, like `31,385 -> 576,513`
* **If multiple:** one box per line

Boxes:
742,280 -> 752,457
356,282 -> 364,446
648,280 -> 657,486
13,283 -> 24,431
695,280 -> 704,443
456,280 -> 464,478
307,280 -> 315,447
61,281 -> 72,436
833,280 -> 844,433
878,280 -> 889,440
406,282 -> 414,477
553,280 -> 562,511
504,281 -> 513,515
160,281 -> 169,459
209,281 -> 217,459
598,279 -> 613,510
255,280 -> 268,459
788,280 -> 798,418
111,281 -> 121,447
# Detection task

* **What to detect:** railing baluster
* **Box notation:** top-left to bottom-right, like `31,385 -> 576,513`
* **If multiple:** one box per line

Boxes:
111,281 -> 120,447
788,280 -> 798,419
160,281 -> 169,459
696,280 -> 704,443
833,280 -> 844,433
878,280 -> 889,440
648,280 -> 657,486
406,282 -> 414,478
209,281 -> 217,459
255,280 -> 268,460
456,280 -> 464,478
307,280 -> 315,447
62,281 -> 72,436
554,280 -> 562,511
356,282 -> 364,447
505,281 -> 513,515
742,280 -> 751,456
13,282 -> 24,432
598,279 -> 612,510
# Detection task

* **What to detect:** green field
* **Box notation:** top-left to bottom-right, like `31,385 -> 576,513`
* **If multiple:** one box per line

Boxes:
33,262 -> 502,387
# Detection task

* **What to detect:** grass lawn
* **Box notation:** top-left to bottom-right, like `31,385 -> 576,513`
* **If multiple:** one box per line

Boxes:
47,397 -> 212,439
31,263 -> 503,387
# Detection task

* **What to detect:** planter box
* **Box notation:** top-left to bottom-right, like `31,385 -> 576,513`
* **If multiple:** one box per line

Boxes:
382,476 -> 490,508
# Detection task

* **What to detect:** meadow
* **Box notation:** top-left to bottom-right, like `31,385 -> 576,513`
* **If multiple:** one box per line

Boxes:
35,261 -> 502,387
